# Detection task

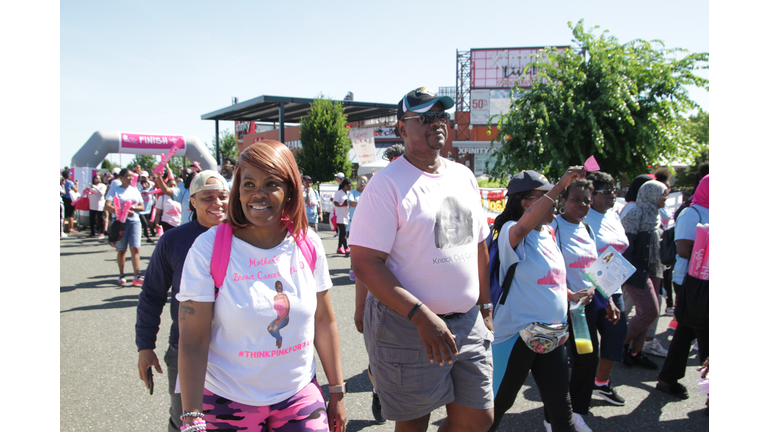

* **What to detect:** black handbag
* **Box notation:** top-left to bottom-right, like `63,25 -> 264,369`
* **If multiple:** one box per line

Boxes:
675,273 -> 709,329
622,231 -> 652,287
660,228 -> 677,266
108,220 -> 126,243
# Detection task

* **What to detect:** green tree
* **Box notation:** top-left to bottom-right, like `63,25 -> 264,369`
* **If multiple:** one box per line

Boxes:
206,128 -> 239,163
167,155 -> 184,177
128,155 -> 158,172
100,159 -> 117,171
488,20 -> 709,181
675,110 -> 709,187
295,95 -> 352,183
681,110 -> 709,146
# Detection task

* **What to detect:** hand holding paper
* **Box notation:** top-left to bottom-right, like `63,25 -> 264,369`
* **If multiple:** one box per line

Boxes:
584,246 -> 636,298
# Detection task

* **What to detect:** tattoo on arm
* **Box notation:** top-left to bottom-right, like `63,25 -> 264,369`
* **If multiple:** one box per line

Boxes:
179,303 -> 196,320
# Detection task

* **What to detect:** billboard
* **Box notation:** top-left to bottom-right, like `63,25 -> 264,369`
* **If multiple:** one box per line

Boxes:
469,89 -> 526,124
235,121 -> 276,144
470,46 -> 569,89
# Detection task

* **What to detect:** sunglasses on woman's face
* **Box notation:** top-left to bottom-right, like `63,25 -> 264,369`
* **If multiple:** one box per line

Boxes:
401,112 -> 451,125
594,188 -> 617,196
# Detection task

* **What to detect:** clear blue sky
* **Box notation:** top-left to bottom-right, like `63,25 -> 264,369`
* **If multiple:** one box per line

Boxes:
59,0 -> 709,168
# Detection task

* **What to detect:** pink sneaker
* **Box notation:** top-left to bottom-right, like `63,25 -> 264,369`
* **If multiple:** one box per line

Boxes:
345,248 -> 351,254
337,247 -> 344,254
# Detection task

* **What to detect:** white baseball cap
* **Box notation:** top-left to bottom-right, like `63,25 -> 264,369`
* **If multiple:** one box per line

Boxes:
189,170 -> 229,195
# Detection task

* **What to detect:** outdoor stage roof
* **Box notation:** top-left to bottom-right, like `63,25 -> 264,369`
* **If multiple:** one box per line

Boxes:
201,95 -> 399,124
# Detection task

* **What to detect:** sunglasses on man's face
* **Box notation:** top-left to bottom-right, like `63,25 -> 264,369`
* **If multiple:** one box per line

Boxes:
401,112 -> 451,125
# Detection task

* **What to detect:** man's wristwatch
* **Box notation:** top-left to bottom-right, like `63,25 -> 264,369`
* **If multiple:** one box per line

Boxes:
478,303 -> 493,310
328,382 -> 347,394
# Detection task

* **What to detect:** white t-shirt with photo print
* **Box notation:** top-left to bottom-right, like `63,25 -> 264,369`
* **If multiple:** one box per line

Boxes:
177,227 -> 332,406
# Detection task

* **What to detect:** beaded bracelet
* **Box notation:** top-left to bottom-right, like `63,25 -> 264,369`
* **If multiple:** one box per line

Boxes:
180,412 -> 205,421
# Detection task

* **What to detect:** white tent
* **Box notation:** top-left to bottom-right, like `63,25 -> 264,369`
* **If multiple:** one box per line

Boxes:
357,159 -> 389,178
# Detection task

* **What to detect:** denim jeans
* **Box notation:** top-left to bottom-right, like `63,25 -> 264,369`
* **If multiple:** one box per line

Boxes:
164,344 -> 182,432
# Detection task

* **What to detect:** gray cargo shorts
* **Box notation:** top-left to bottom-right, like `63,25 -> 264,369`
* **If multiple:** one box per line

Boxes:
363,295 -> 494,421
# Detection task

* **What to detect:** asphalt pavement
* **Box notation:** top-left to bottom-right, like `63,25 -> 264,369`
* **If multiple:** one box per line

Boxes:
60,226 -> 709,431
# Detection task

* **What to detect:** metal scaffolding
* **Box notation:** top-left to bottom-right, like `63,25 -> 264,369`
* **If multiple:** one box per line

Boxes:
455,50 -> 472,141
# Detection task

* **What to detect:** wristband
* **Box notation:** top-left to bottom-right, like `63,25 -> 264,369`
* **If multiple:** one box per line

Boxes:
407,301 -> 423,320
478,303 -> 493,310
328,382 -> 347,394
542,193 -> 556,204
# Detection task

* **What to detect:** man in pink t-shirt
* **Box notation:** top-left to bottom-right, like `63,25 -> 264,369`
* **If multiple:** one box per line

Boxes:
349,87 -> 494,432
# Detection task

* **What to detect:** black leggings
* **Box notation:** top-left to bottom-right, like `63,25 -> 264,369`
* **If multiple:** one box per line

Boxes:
139,213 -> 155,239
567,302 -> 600,415
658,282 -> 709,384
492,337 -> 576,431
663,266 -> 674,308
89,210 -> 104,235
337,224 -> 348,249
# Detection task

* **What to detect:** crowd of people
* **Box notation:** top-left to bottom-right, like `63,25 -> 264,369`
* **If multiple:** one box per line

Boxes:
60,87 -> 708,432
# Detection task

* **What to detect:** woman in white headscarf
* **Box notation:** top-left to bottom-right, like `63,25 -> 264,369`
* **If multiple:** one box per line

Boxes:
620,180 -> 668,370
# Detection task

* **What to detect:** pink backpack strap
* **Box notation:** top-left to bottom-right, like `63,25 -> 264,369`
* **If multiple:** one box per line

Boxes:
287,226 -> 317,275
211,222 -> 233,298
547,225 -> 556,242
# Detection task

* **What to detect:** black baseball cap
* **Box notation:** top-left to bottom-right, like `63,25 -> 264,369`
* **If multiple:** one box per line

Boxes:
302,175 -> 312,182
397,87 -> 455,120
506,170 -> 554,196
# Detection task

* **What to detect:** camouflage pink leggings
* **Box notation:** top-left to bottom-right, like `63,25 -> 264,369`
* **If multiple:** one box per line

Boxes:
201,378 -> 329,431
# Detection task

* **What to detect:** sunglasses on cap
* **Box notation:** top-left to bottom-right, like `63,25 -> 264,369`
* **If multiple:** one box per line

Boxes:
401,112 -> 451,125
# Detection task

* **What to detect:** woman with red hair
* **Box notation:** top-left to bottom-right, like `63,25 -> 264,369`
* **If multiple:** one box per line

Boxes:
177,140 -> 346,432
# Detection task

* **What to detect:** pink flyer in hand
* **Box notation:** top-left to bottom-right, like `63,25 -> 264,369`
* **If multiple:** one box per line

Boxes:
584,155 -> 600,171
687,224 -> 709,280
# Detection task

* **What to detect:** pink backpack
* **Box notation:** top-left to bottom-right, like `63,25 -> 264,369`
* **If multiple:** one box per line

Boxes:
210,222 -> 317,298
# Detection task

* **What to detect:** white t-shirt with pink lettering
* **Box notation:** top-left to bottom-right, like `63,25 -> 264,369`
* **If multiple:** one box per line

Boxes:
177,227 -> 332,406
348,156 -> 489,315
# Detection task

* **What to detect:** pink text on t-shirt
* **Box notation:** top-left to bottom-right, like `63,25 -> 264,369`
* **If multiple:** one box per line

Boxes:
238,339 -> 313,359
232,262 -> 306,282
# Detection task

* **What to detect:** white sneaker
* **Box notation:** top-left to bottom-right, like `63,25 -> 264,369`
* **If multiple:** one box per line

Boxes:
572,413 -> 593,432
692,340 -> 699,351
543,419 -> 552,432
643,338 -> 668,357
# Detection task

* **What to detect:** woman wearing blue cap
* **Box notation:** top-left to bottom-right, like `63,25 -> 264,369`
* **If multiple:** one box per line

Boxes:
489,166 -> 590,432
